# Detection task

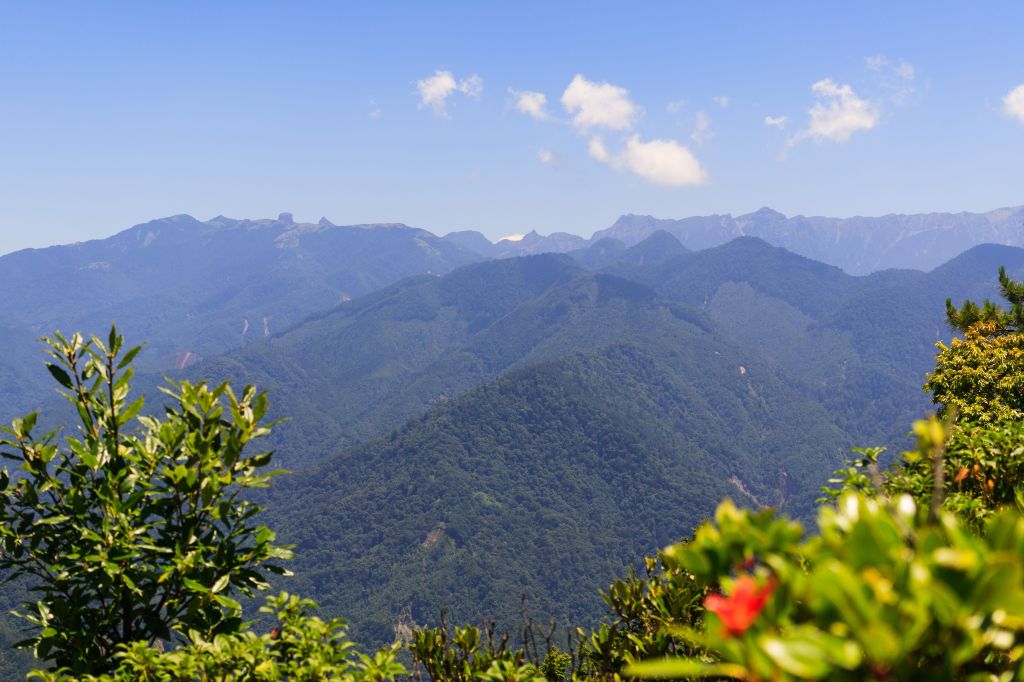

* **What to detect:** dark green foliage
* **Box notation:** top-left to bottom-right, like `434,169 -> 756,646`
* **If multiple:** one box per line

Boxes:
946,265 -> 1024,333
0,328 -> 291,674
410,619 -> 544,681
29,593 -> 406,682
265,338 -> 847,646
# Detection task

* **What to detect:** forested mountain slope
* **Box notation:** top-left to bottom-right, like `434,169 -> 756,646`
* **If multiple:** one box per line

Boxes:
7,228 -> 1024,665
186,255 -> 587,465
599,236 -> 1024,445
267,339 -> 849,645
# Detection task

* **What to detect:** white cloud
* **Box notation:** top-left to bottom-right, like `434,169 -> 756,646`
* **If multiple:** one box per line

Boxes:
666,99 -> 687,114
712,95 -> 730,108
416,70 -> 482,117
690,110 -> 714,146
763,115 -> 788,129
588,134 -> 706,186
561,74 -> 640,131
510,89 -> 549,120
417,71 -> 457,115
1003,84 -> 1024,124
499,233 -> 525,242
621,136 -> 706,186
789,79 -> 879,145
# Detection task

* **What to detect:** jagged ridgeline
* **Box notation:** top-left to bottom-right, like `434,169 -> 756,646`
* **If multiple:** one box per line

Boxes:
4,211 -> 1024,664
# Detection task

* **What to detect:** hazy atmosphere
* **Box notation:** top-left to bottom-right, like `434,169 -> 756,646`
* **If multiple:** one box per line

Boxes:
2,2 -> 1024,253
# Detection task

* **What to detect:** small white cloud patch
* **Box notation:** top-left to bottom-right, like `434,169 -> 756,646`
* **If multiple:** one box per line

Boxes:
790,79 -> 879,145
416,70 -> 482,117
588,135 -> 706,187
561,74 -> 640,131
621,135 -> 706,186
763,115 -> 788,129
510,89 -> 549,120
458,74 -> 483,99
1004,84 -> 1024,124
712,95 -> 730,108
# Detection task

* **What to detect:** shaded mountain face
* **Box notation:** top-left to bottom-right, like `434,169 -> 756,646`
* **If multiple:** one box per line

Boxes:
0,214 -> 482,413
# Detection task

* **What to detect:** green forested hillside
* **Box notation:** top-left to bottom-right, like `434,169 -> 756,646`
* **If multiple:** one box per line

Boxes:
7,236 -> 1024,674
267,339 -> 848,645
185,254 -> 587,467
604,236 -> 1024,446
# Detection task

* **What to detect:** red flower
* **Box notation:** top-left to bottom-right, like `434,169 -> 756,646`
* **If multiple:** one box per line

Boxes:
704,575 -> 775,636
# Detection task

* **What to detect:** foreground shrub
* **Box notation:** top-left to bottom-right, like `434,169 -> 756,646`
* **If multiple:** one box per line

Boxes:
0,329 -> 293,674
628,493 -> 1024,680
28,592 -> 405,681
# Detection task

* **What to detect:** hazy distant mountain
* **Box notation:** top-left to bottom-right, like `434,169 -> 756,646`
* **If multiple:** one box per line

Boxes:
443,229 -> 588,258
593,206 -> 1024,274
0,213 -> 482,412
445,205 -> 1024,275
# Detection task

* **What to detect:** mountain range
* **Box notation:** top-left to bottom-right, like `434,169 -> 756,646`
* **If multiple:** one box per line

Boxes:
3,208 -> 1024,654
445,205 -> 1024,275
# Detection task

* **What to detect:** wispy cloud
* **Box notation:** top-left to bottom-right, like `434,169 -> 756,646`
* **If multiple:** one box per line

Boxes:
537,148 -> 560,165
416,70 -> 483,117
789,79 -> 879,146
561,74 -> 640,131
690,110 -> 714,146
763,115 -> 788,129
712,95 -> 730,108
1004,84 -> 1024,124
866,55 -> 918,106
510,88 -> 550,120
459,74 -> 483,99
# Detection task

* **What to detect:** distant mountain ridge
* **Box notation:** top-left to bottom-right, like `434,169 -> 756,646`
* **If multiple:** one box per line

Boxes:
0,213 -> 481,371
443,205 -> 1024,275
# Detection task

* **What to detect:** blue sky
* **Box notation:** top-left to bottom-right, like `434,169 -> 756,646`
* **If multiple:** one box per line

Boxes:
1,1 -> 1023,254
